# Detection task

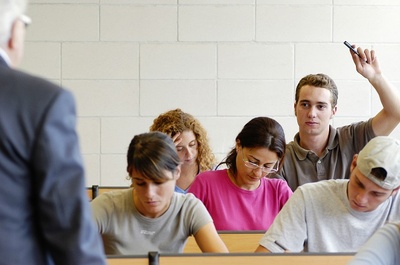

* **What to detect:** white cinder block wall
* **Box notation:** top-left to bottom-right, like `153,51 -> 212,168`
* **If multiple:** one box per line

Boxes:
21,0 -> 400,187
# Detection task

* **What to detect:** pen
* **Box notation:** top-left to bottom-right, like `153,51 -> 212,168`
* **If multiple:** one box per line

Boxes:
343,41 -> 364,60
274,240 -> 288,251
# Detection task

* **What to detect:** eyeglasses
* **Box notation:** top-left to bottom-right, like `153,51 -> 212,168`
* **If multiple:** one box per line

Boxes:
19,14 -> 32,28
241,148 -> 279,174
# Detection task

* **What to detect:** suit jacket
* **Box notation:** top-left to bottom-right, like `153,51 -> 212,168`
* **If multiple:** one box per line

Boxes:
0,56 -> 106,265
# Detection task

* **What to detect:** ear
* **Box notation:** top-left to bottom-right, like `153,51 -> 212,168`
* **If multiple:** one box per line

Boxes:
350,154 -> 358,172
174,165 -> 181,180
391,186 -> 400,196
235,140 -> 241,153
6,19 -> 25,67
331,105 -> 338,118
294,102 -> 297,116
8,20 -> 21,50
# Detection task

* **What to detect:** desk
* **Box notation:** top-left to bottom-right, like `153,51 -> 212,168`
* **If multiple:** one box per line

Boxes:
87,186 -> 128,200
107,253 -> 354,265
184,231 -> 264,253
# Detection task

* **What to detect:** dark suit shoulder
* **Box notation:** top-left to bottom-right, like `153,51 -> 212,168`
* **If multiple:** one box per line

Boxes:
0,67 -> 74,116
0,67 -> 75,154
0,66 -> 62,96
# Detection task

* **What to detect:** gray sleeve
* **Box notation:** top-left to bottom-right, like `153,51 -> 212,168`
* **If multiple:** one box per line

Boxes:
338,118 -> 375,152
91,193 -> 114,234
259,188 -> 308,252
349,223 -> 400,265
184,194 -> 213,236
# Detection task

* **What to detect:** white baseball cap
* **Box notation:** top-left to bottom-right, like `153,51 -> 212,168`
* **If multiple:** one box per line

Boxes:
357,136 -> 400,190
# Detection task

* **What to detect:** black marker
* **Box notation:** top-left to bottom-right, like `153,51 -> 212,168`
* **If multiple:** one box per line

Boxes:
343,41 -> 363,59
274,240 -> 288,251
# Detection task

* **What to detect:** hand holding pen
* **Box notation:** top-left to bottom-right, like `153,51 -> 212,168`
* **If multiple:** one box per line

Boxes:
344,41 -> 369,63
343,41 -> 381,80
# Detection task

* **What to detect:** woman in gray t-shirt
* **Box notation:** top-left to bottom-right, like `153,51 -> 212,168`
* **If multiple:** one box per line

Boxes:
91,131 -> 228,255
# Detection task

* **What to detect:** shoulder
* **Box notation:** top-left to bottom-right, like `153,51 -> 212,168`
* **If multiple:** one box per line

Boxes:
189,170 -> 231,197
261,178 -> 293,204
193,169 -> 227,184
336,119 -> 374,138
337,119 -> 372,131
285,138 -> 297,151
262,178 -> 292,191
91,188 -> 133,212
173,192 -> 207,210
285,134 -> 308,160
2,67 -> 62,94
176,192 -> 203,203
172,193 -> 213,233
197,169 -> 226,178
299,179 -> 346,191
296,179 -> 348,202
382,223 -> 400,233
263,177 -> 289,185
1,67 -> 72,111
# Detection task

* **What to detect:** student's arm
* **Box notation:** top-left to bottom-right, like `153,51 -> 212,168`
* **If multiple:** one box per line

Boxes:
350,46 -> 400,136
193,223 -> 229,253
348,223 -> 400,265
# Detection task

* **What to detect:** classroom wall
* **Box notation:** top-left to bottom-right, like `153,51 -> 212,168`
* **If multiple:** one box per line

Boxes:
21,0 -> 400,186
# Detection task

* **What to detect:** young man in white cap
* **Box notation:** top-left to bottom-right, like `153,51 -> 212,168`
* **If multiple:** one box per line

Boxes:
255,136 -> 400,253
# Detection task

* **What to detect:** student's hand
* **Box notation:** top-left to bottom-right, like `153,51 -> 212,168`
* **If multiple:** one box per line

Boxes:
350,46 -> 382,81
169,132 -> 183,147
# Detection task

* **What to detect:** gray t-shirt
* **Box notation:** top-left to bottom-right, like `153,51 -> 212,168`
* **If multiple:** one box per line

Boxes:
259,180 -> 400,252
280,120 -> 375,191
91,188 -> 212,255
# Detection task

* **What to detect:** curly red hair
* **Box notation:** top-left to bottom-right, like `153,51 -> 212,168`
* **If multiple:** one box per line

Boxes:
150,109 -> 216,171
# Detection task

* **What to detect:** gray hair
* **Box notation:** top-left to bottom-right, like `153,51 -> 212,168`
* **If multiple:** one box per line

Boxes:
0,0 -> 27,45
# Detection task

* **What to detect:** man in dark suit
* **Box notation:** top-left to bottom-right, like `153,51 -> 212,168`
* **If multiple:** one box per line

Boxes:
0,1 -> 106,264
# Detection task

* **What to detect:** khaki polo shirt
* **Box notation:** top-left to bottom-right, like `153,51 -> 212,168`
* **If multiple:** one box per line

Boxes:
279,119 -> 375,191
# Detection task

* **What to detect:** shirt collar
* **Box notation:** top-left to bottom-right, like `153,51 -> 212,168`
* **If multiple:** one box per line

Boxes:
293,125 -> 339,160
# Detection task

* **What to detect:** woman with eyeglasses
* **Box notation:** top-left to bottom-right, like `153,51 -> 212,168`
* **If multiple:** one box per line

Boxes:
188,117 -> 293,231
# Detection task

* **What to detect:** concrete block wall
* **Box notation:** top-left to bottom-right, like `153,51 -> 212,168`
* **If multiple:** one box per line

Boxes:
21,0 -> 400,186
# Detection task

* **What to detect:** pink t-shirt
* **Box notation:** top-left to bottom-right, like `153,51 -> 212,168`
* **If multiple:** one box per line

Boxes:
188,169 -> 293,231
